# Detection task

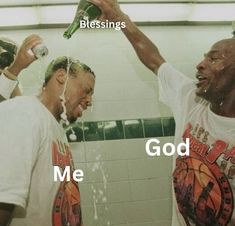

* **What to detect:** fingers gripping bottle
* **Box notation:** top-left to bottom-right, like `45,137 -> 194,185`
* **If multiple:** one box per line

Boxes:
31,44 -> 48,59
63,0 -> 101,39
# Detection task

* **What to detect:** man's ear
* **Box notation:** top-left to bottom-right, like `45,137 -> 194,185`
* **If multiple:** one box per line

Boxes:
55,68 -> 67,85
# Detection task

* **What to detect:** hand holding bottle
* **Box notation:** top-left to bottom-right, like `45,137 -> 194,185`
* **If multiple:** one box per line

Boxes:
64,0 -> 102,39
87,0 -> 125,22
8,34 -> 45,77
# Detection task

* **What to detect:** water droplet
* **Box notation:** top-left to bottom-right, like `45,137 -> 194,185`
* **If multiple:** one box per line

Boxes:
93,194 -> 98,220
102,197 -> 107,203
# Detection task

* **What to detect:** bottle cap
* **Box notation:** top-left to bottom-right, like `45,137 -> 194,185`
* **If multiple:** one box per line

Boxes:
31,43 -> 48,58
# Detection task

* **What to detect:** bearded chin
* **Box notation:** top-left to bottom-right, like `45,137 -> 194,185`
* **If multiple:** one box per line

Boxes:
196,85 -> 210,100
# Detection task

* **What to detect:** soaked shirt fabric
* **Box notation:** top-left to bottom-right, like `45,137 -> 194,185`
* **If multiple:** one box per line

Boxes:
157,63 -> 235,226
0,96 -> 82,226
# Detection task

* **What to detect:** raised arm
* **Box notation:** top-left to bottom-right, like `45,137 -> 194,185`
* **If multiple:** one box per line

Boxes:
89,0 -> 165,72
0,34 -> 43,101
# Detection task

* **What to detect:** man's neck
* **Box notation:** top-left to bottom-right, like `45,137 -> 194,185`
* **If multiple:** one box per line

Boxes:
38,89 -> 61,121
210,95 -> 235,118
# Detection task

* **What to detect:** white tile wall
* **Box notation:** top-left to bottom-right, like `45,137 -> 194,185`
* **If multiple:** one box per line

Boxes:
71,138 -> 173,226
1,24 -> 231,122
1,24 -> 232,225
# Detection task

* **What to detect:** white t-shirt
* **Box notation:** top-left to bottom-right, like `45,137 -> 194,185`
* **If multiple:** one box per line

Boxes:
157,63 -> 235,226
0,74 -> 18,99
0,96 -> 82,226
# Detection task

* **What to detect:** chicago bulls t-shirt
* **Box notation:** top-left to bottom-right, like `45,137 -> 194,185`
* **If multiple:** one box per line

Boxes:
0,96 -> 82,226
157,63 -> 235,226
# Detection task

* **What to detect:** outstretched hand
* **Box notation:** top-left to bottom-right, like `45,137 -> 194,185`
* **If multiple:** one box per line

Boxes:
88,0 -> 125,22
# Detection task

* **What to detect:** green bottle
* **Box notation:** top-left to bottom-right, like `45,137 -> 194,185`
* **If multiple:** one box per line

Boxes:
63,0 -> 101,39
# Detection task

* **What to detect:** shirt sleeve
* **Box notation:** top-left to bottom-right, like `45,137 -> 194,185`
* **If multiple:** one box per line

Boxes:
156,62 -> 195,116
0,101 -> 41,210
0,74 -> 18,99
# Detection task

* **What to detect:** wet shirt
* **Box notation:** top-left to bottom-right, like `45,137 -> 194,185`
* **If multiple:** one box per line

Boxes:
0,96 -> 82,226
157,63 -> 235,226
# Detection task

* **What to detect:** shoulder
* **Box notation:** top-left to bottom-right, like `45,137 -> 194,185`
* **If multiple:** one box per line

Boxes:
0,96 -> 47,126
0,96 -> 50,147
157,63 -> 192,82
157,62 -> 196,99
0,96 -> 42,113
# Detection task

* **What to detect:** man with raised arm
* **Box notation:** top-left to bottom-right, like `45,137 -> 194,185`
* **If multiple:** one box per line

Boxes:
0,35 -> 43,101
90,0 -> 235,225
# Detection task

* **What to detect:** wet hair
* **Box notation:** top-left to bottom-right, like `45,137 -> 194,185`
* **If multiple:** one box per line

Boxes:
44,56 -> 95,86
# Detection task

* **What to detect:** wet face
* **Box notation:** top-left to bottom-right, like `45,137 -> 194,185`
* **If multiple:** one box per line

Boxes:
195,39 -> 235,103
64,70 -> 95,123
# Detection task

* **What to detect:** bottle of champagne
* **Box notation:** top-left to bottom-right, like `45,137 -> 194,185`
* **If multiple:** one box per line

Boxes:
63,0 -> 101,39
31,44 -> 49,59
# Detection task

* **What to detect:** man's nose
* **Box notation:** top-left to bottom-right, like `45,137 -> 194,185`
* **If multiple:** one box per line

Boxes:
196,58 -> 206,71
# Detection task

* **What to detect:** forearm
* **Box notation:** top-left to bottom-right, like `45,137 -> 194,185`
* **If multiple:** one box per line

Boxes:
121,14 -> 165,72
0,203 -> 14,226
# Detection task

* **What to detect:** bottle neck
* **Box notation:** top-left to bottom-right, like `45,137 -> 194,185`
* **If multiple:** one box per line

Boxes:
63,11 -> 88,39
